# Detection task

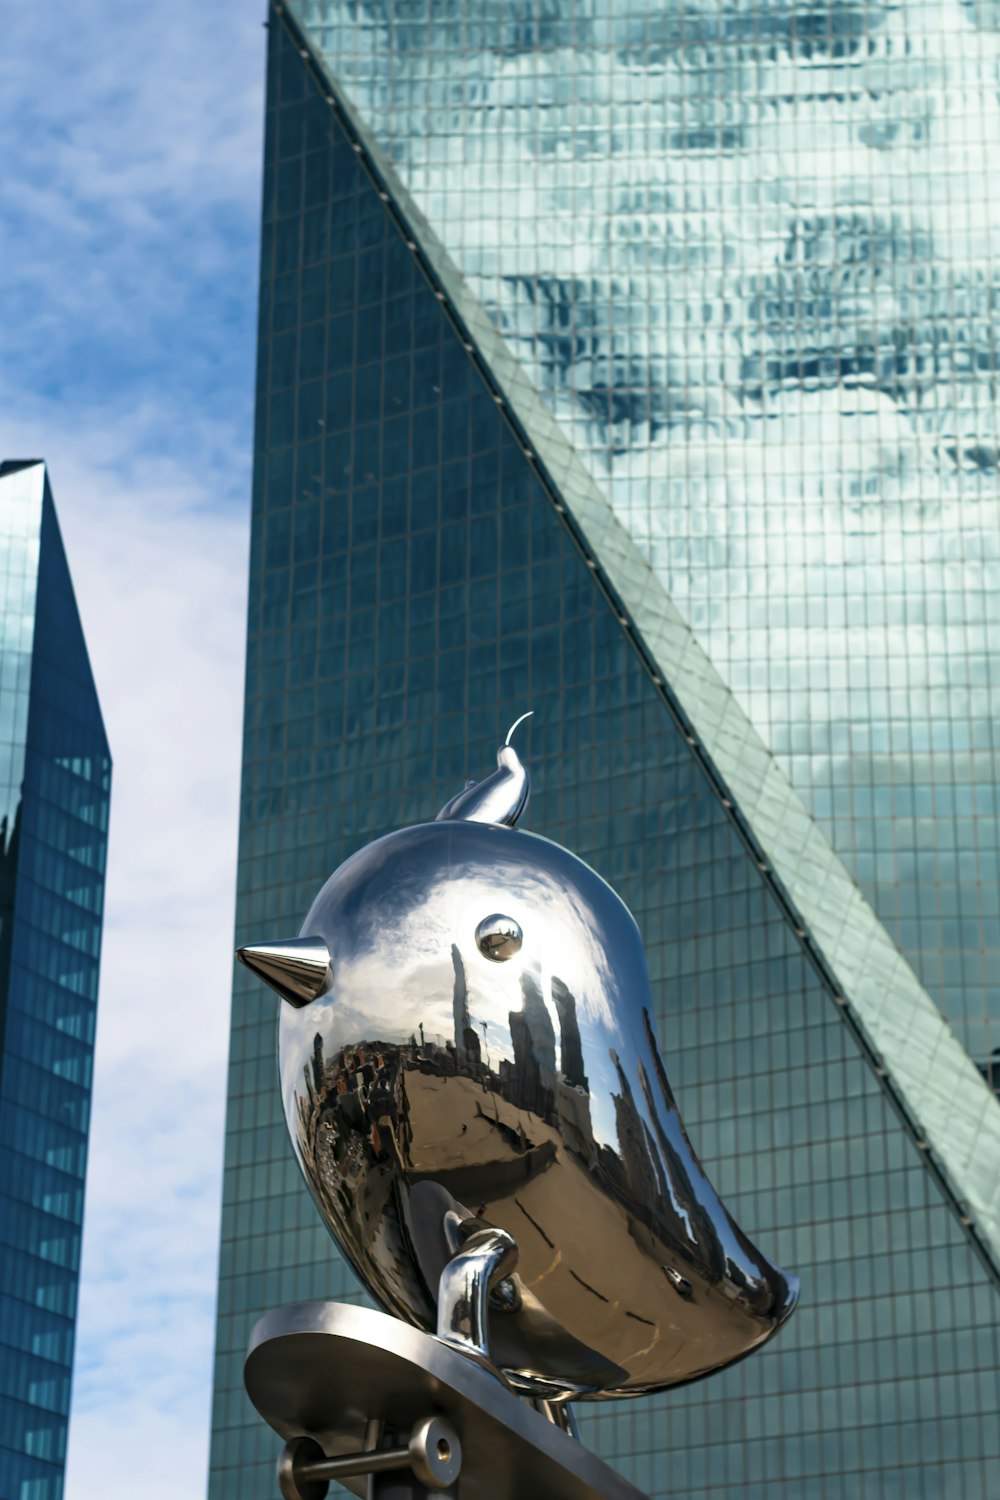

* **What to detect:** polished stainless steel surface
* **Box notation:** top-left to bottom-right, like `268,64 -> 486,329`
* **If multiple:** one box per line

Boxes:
434,716 -> 532,828
532,1399 -> 579,1439
245,1301 -> 647,1500
238,936 -> 333,1008
246,740 -> 798,1399
277,1436 -> 328,1500
474,915 -> 522,962
405,1417 -> 461,1490
277,1417 -> 460,1498
435,1225 -> 518,1369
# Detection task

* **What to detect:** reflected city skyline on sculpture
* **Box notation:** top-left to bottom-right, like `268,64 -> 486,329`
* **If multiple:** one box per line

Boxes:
240,737 -> 798,1401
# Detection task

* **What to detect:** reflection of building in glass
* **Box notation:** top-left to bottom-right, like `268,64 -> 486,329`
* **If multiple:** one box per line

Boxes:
0,462 -> 111,1500
210,8 -> 1000,1497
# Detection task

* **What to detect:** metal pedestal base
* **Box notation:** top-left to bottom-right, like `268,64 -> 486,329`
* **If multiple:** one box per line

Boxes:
245,1302 -> 648,1500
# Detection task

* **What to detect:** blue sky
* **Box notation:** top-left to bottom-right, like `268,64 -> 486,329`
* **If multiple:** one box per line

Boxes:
0,3 -> 265,1495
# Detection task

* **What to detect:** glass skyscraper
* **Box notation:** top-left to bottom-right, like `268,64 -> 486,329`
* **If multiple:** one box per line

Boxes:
0,461 -> 111,1500
210,5 -> 1000,1497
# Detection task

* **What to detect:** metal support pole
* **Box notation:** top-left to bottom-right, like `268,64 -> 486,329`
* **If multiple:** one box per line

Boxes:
531,1398 -> 580,1440
277,1418 -> 460,1500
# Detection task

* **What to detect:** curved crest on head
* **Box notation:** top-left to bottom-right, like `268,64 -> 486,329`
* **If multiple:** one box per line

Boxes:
436,713 -> 533,828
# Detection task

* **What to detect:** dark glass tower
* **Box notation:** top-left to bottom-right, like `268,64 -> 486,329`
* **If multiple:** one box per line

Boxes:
0,461 -> 111,1500
209,8 -> 1000,1498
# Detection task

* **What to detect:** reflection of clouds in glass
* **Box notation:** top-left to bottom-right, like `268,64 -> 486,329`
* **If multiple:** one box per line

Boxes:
296,0 -> 1000,1048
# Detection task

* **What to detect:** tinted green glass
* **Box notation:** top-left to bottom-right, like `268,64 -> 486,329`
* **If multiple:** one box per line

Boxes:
208,21 -> 999,1500
0,463 -> 111,1500
292,0 -> 1000,1095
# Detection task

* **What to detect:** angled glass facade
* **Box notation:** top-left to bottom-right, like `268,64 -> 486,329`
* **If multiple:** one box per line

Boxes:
209,13 -> 999,1500
0,461 -> 111,1500
291,0 -> 1000,1093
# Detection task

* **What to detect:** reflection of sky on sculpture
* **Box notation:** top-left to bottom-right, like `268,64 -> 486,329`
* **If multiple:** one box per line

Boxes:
281,836 -> 629,1123
293,0 -> 1000,1055
332,858 -> 617,1032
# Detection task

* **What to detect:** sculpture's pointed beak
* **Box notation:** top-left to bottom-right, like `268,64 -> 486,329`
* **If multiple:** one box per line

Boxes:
236,936 -> 332,1008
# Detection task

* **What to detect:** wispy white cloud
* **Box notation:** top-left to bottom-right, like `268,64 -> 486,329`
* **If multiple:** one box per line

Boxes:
0,0 -> 265,405
0,395 -> 251,1500
0,2 -> 265,1496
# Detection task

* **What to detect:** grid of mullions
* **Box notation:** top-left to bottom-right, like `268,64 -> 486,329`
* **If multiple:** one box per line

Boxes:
208,23 -> 999,1500
0,471 -> 110,1500
292,0 -> 1000,1091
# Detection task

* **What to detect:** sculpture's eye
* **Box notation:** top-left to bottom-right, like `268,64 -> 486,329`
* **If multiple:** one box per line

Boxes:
475,914 -> 523,961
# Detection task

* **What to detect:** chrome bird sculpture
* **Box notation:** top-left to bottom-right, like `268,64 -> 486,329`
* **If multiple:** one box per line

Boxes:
238,722 -> 798,1401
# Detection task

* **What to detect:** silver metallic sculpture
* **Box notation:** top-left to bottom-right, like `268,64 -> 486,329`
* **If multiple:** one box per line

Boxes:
239,722 -> 797,1497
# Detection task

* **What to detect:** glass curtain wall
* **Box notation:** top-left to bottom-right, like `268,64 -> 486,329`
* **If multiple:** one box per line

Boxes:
207,23 -> 999,1500
0,462 -> 111,1500
292,0 -> 1000,1092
